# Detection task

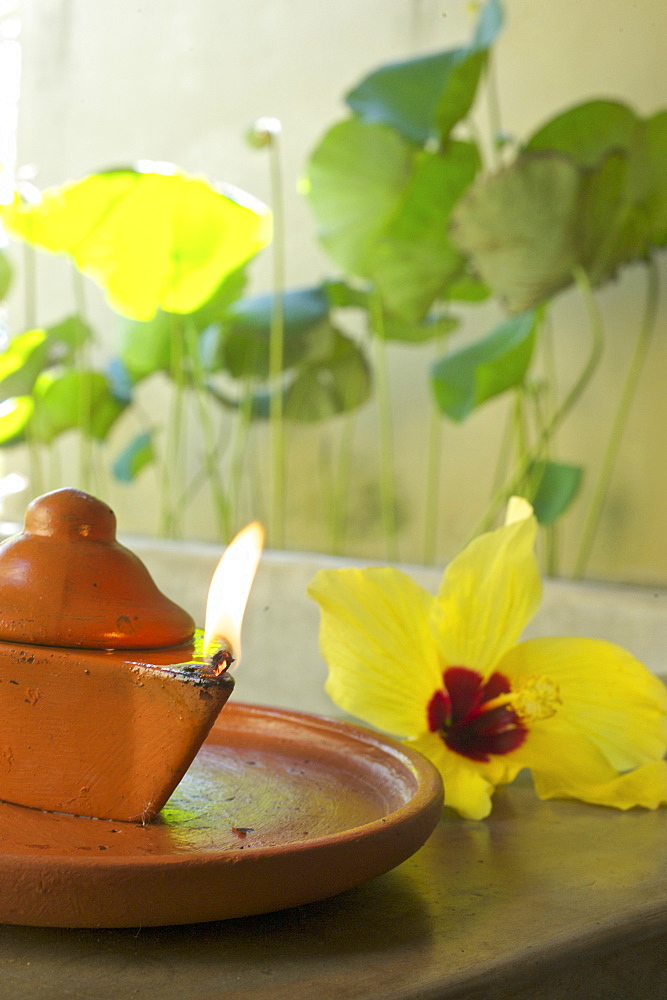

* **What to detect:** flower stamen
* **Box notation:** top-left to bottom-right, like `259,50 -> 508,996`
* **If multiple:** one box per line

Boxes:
508,675 -> 562,722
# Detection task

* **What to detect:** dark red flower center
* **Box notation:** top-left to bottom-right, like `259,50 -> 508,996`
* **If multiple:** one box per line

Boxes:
427,666 -> 527,762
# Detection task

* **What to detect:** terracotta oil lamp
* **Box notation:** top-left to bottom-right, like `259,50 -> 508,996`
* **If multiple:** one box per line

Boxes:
0,488 -> 260,824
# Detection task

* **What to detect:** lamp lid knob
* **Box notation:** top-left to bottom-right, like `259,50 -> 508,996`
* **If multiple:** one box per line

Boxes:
0,488 -> 195,649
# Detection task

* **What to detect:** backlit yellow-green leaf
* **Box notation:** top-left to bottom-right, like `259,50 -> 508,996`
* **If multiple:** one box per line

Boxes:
0,165 -> 271,321
0,396 -> 33,445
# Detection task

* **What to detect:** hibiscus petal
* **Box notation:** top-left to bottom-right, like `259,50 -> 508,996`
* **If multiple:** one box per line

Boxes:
308,567 -> 443,737
411,734 -> 495,819
533,758 -> 667,810
499,637 -> 667,771
410,732 -> 523,819
432,510 -> 541,676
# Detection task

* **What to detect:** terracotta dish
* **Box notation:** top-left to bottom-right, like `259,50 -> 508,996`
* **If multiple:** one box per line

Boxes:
0,703 -> 444,927
0,488 -> 234,822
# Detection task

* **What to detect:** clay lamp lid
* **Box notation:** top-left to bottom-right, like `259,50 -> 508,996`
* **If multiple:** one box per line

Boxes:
0,488 -> 195,649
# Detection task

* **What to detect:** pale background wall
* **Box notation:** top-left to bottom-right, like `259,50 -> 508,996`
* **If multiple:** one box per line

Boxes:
2,0 -> 667,584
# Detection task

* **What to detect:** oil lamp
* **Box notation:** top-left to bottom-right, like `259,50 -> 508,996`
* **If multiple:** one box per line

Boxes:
0,490 -> 444,929
0,488 -> 262,823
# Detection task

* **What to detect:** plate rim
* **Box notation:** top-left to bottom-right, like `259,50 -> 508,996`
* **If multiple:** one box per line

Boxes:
0,702 -> 443,868
0,703 -> 445,925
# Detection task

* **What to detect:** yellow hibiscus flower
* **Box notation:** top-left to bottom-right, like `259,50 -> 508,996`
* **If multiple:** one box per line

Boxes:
307,500 -> 667,820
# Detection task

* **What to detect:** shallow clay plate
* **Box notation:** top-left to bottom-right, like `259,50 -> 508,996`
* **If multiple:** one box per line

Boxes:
0,703 -> 443,927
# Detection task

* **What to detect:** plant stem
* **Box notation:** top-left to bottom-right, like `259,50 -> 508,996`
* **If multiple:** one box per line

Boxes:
19,244 -> 42,494
159,317 -> 186,537
23,244 -> 37,330
47,437 -> 61,490
322,414 -> 356,556
490,399 -> 514,498
319,433 -> 337,553
540,311 -> 559,419
369,293 -> 398,561
473,269 -> 605,535
422,398 -> 442,565
26,433 -> 43,497
184,320 -> 230,541
334,413 -> 355,555
228,378 -> 254,531
529,367 -> 560,575
422,332 -> 449,565
71,265 -> 94,492
176,467 -> 208,514
573,258 -> 660,578
511,387 -> 529,479
560,270 -> 605,428
267,132 -> 286,549
483,51 -> 504,170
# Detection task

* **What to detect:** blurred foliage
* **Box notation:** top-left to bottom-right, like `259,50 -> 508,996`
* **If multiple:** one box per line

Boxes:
0,0 -> 664,570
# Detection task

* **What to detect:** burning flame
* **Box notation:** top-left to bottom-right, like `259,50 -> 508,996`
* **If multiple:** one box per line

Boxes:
203,521 -> 264,667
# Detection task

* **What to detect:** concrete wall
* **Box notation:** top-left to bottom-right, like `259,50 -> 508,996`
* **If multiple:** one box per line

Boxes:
3,0 -> 667,584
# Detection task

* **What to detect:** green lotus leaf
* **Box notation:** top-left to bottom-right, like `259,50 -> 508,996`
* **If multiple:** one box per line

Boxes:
187,264 -> 249,330
112,430 -> 156,482
0,329 -> 49,401
0,396 -> 33,446
450,140 -> 666,311
472,0 -> 504,49
344,0 -> 503,144
442,271 -> 490,302
226,286 -> 329,339
0,317 -> 96,402
370,142 -> 482,319
641,110 -> 667,245
526,100 -> 640,168
285,330 -> 371,421
0,165 -> 271,321
450,153 -> 583,312
31,370 -> 128,442
346,48 -> 485,146
305,119 -> 413,277
431,310 -> 537,421
306,120 -> 480,319
45,315 -> 94,356
381,312 -> 458,344
527,460 -> 583,525
219,287 -> 334,379
205,383 -> 274,421
577,151 -> 646,285
524,102 -> 667,273
118,310 -> 178,382
322,279 -> 372,310
105,357 -> 134,402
